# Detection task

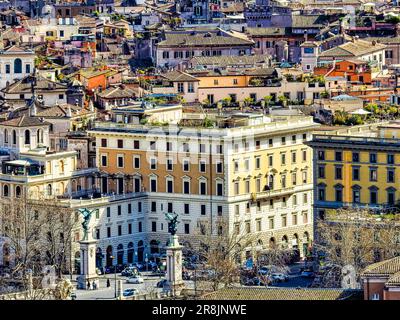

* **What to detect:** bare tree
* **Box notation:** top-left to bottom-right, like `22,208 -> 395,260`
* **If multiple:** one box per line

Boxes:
0,193 -> 77,294
314,208 -> 400,288
191,217 -> 256,292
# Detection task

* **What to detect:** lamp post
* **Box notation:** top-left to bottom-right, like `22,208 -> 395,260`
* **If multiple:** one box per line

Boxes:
110,255 -> 117,298
145,253 -> 149,272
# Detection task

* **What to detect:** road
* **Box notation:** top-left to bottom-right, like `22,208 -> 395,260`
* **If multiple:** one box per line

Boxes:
68,262 -> 314,300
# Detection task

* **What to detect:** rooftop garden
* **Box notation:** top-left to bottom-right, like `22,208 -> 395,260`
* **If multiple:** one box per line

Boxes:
332,103 -> 400,126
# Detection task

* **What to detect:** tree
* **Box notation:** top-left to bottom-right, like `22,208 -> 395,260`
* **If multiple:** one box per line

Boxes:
277,95 -> 288,107
333,110 -> 348,125
243,97 -> 254,108
314,208 -> 400,288
320,90 -> 330,99
0,193 -> 77,292
221,96 -> 232,107
201,98 -> 210,107
191,217 -> 256,292
263,95 -> 273,108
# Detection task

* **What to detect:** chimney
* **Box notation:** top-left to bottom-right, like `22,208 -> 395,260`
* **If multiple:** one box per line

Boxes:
30,102 -> 37,117
89,100 -> 94,112
66,105 -> 72,117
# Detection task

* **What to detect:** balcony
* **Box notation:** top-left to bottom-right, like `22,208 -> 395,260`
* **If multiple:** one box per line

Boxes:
252,187 -> 295,201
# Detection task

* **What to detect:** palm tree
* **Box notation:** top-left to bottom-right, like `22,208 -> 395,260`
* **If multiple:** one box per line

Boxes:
222,96 -> 232,108
243,97 -> 254,108
278,95 -> 288,107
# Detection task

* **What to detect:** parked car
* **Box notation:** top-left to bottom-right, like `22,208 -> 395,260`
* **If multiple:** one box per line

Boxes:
127,275 -> 144,284
116,264 -> 126,273
96,267 -> 104,275
156,279 -> 168,288
104,267 -> 113,274
121,266 -> 138,277
258,267 -> 269,275
123,288 -> 139,297
301,270 -> 315,278
271,273 -> 289,282
134,263 -> 144,271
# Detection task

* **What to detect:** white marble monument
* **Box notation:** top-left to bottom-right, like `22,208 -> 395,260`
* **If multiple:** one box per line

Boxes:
76,208 -> 99,290
163,212 -> 185,296
165,234 -> 185,296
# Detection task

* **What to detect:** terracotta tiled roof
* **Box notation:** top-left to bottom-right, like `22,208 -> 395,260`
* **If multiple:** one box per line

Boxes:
36,104 -> 93,118
161,71 -> 199,82
4,45 -> 33,53
362,256 -> 400,277
319,39 -> 386,58
200,287 -> 363,300
2,76 -> 67,94
386,272 -> 400,287
0,115 -> 50,127
97,86 -> 138,99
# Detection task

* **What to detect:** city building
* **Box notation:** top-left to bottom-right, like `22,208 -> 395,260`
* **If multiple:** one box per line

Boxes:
361,256 -> 400,300
155,29 -> 254,69
82,107 -> 319,268
0,45 -> 35,90
306,122 -> 400,220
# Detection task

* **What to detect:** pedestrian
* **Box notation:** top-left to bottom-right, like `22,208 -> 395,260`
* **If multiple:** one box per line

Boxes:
92,281 -> 96,290
87,280 -> 91,290
106,279 -> 110,288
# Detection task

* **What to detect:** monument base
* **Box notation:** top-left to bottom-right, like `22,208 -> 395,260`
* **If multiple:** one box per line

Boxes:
163,281 -> 186,296
165,235 -> 185,297
77,274 -> 99,290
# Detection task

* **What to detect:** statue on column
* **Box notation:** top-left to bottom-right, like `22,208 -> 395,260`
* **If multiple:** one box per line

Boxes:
165,212 -> 179,236
164,211 -> 184,296
77,208 -> 99,290
78,208 -> 98,241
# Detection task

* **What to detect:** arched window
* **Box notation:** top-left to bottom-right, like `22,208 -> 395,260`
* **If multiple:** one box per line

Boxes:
117,244 -> 124,265
12,130 -> 16,145
15,186 -> 21,198
24,130 -> 30,145
14,58 -> 22,74
47,184 -> 52,195
150,240 -> 159,254
3,185 -> 9,197
4,129 -> 8,144
59,160 -> 65,173
281,235 -> 289,248
106,246 -> 113,267
127,242 -> 134,264
37,129 -> 43,144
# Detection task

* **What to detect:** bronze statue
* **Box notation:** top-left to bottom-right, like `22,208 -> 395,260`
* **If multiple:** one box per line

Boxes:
165,212 -> 179,236
78,208 -> 98,240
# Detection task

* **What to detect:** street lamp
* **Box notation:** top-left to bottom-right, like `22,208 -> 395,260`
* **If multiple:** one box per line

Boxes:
109,255 -> 117,298
145,253 -> 149,272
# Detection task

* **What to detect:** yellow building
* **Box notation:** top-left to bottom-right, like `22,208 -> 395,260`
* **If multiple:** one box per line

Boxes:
307,122 -> 400,219
88,108 -> 319,259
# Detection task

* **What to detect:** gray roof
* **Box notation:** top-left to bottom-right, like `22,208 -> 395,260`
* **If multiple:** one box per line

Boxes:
190,54 -> 271,67
291,15 -> 329,29
319,39 -> 386,58
161,70 -> 199,82
2,76 -> 67,94
0,115 -> 50,127
157,31 -> 254,48
97,86 -> 138,99
246,27 -> 288,37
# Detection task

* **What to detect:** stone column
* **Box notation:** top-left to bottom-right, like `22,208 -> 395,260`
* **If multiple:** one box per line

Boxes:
77,234 -> 99,290
164,235 -> 185,296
